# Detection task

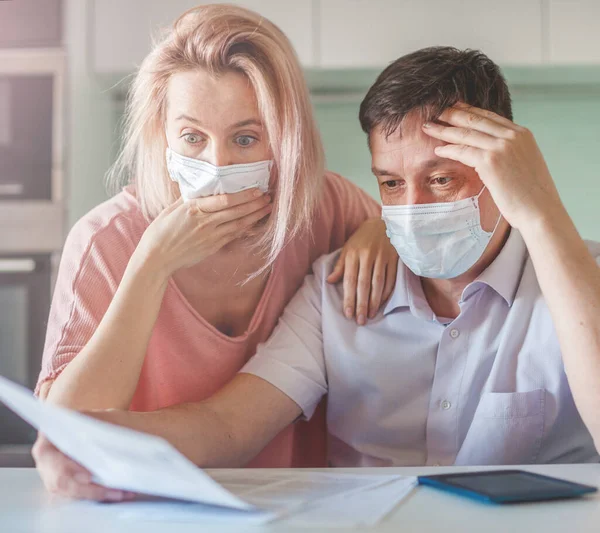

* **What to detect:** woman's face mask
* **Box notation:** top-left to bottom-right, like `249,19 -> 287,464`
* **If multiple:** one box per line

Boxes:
166,147 -> 272,200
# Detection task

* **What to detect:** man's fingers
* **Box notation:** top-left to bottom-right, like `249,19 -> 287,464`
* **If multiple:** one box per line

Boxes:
342,254 -> 359,320
423,121 -> 497,150
434,106 -> 517,140
434,144 -> 483,169
193,188 -> 266,213
453,102 -> 522,131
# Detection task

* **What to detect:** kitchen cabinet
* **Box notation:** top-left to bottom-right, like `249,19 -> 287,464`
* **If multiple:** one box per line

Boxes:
92,0 -> 316,73
318,0 -> 544,68
0,0 -> 62,48
548,0 -> 600,64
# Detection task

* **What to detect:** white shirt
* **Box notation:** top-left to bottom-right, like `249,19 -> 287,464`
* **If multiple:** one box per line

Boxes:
242,230 -> 600,467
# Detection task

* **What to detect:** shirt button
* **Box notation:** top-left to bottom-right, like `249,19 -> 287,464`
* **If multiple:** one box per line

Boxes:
441,400 -> 452,410
450,328 -> 460,339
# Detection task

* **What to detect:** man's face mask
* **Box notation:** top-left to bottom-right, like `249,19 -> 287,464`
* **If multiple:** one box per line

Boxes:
381,187 -> 500,279
166,146 -> 272,201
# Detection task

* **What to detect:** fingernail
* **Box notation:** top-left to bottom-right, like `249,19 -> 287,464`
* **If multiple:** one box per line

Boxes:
106,490 -> 125,501
345,307 -> 353,319
253,189 -> 262,197
422,122 -> 431,128
265,194 -> 272,202
74,473 -> 90,484
369,310 -> 377,319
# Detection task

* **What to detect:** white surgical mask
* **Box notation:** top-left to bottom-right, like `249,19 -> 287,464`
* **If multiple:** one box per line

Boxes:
381,187 -> 499,279
165,146 -> 272,200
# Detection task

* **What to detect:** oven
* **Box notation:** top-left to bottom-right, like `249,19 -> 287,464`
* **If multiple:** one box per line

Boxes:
0,254 -> 52,445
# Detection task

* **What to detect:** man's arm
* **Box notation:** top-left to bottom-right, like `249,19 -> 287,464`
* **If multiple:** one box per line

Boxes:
519,211 -> 600,441
424,103 -> 600,447
95,374 -> 301,467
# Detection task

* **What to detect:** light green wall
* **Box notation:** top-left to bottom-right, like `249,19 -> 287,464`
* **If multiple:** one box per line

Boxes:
313,75 -> 600,241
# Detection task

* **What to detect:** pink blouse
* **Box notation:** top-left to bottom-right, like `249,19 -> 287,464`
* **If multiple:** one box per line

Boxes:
36,172 -> 379,467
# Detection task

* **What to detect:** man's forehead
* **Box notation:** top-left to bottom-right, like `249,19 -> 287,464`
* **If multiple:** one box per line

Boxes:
370,126 -> 440,168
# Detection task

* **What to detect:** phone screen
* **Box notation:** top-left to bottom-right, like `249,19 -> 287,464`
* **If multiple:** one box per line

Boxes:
441,471 -> 581,497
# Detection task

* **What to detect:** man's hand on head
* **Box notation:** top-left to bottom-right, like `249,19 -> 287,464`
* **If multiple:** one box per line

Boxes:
421,103 -> 566,232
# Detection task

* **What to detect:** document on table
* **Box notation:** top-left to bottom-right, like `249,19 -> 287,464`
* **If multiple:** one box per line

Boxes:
0,375 -> 416,526
116,473 -> 417,528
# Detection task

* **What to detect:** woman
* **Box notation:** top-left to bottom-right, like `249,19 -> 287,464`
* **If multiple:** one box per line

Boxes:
33,4 -> 397,500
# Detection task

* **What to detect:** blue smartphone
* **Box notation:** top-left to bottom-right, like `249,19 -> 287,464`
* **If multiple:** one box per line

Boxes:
418,469 -> 597,504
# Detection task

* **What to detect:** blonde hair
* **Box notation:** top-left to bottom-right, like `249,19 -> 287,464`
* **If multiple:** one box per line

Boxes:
107,3 -> 325,270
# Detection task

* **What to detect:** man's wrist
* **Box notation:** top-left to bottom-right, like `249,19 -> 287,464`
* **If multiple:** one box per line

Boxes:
517,201 -> 576,249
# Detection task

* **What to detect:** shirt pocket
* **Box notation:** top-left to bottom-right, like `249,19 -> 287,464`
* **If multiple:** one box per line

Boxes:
454,389 -> 546,466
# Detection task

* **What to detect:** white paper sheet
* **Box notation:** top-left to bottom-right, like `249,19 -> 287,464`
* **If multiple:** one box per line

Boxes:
0,376 -> 259,512
0,376 -> 417,526
114,473 -> 417,527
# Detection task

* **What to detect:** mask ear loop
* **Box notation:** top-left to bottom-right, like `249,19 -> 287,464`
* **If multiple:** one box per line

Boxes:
475,186 -> 503,237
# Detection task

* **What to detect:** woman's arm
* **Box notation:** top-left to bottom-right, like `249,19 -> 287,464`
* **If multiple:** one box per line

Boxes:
46,189 -> 272,410
46,250 -> 169,410
34,374 -> 300,501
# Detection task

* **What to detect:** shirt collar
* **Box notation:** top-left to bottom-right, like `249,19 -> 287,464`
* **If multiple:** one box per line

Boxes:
383,263 -> 412,316
383,228 -> 528,316
462,228 -> 528,307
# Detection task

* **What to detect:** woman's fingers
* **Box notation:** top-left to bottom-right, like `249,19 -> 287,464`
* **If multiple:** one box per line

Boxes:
342,253 -> 360,320
192,188 -> 265,213
216,202 -> 273,240
368,254 -> 386,319
355,253 -> 374,326
34,434 -> 135,502
210,194 -> 272,227
381,255 -> 398,306
327,251 -> 346,284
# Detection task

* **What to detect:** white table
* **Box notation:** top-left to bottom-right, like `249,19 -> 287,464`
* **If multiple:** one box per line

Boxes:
2,464 -> 600,533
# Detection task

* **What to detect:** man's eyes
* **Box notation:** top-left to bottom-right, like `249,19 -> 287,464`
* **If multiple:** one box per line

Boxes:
431,176 -> 453,186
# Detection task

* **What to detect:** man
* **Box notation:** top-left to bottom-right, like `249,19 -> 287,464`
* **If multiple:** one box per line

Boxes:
35,47 -> 600,500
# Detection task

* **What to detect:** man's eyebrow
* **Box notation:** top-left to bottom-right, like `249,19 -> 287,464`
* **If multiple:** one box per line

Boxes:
422,158 -> 443,170
372,158 -> 445,178
371,166 -> 399,177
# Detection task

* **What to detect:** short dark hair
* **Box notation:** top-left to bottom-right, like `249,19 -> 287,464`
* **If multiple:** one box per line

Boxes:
359,46 -> 513,139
